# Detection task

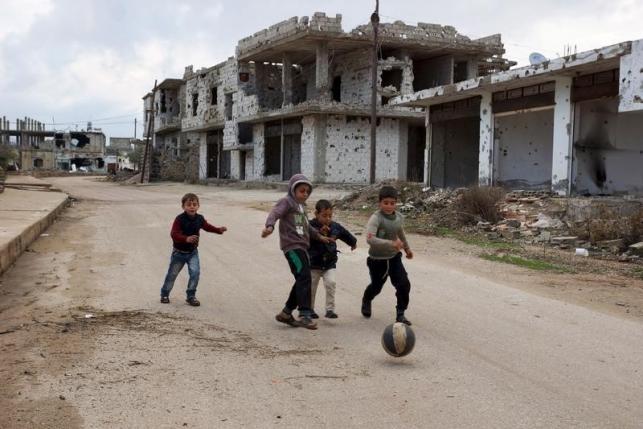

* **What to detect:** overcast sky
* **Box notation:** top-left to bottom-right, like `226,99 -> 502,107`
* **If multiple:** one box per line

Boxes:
1,0 -> 641,140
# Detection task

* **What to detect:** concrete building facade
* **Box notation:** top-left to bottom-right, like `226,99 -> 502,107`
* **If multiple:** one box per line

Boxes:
394,39 -> 643,196
143,12 -> 512,184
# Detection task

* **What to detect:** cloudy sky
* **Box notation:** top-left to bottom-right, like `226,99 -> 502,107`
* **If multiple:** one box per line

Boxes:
1,0 -> 641,140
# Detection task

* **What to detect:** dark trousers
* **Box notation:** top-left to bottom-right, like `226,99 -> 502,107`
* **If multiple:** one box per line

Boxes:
284,249 -> 312,317
363,253 -> 411,312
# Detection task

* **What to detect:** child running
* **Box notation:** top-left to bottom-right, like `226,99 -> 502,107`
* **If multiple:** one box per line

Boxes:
361,185 -> 414,325
308,199 -> 357,319
261,174 -> 330,330
160,193 -> 227,306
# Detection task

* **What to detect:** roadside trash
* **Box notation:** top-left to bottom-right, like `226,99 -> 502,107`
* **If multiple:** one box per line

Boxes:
40,233 -> 50,237
84,314 -> 95,319
575,248 -> 589,257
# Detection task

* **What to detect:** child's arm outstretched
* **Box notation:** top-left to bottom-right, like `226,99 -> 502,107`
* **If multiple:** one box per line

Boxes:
397,226 -> 413,259
262,198 -> 289,238
336,223 -> 357,250
202,218 -> 227,235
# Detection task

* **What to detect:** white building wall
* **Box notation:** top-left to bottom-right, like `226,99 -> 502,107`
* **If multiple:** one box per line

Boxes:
552,77 -> 574,195
495,109 -> 554,189
323,116 -> 401,183
619,39 -> 643,113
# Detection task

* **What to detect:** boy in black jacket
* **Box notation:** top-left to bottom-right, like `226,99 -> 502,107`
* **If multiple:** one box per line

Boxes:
308,199 -> 357,319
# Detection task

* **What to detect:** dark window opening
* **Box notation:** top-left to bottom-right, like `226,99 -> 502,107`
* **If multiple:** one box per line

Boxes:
238,123 -> 253,144
381,96 -> 391,105
96,158 -> 105,169
160,90 -> 167,113
225,93 -> 233,121
265,136 -> 281,175
70,133 -> 90,148
332,76 -> 342,102
210,87 -> 218,105
381,69 -> 403,91
33,158 -> 44,168
453,61 -> 469,83
192,93 -> 199,116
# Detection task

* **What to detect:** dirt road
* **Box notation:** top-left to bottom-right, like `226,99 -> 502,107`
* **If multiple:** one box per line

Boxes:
2,177 -> 642,428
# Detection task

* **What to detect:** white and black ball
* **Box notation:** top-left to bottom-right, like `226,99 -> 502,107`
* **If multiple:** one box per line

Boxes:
381,322 -> 416,357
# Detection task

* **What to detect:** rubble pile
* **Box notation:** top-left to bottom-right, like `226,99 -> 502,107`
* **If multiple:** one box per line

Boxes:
336,184 -> 643,262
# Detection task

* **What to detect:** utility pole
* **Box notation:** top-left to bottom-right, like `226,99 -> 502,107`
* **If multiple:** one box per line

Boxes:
141,80 -> 157,184
134,117 -> 137,139
369,0 -> 380,184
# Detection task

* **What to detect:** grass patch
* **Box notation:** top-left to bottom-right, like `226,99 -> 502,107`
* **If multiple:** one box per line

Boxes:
481,253 -> 568,272
631,267 -> 643,280
435,227 -> 517,250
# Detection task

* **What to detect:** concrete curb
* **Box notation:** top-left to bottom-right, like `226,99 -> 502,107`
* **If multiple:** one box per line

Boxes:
0,196 -> 70,275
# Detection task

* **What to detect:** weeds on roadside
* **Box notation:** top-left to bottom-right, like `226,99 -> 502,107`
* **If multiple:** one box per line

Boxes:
456,186 -> 505,225
481,253 -> 569,272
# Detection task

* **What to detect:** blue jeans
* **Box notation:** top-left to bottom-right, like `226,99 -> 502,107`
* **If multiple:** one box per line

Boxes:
160,249 -> 200,299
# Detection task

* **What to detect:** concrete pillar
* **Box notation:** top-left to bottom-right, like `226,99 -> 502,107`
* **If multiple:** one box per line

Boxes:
315,42 -> 330,101
478,91 -> 494,186
424,109 -> 432,185
551,76 -> 573,196
399,50 -> 414,96
282,53 -> 293,106
467,57 -> 478,80
312,115 -> 327,182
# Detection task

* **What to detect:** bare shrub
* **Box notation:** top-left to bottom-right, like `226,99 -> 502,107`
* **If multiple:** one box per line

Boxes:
455,186 -> 505,225
574,204 -> 643,246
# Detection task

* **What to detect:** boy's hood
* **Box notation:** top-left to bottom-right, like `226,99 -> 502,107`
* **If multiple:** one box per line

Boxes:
288,174 -> 313,200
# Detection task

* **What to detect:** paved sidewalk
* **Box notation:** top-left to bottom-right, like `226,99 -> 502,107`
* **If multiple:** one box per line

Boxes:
0,175 -> 69,274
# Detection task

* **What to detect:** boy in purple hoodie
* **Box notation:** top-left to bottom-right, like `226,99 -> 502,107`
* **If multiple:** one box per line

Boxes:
261,174 -> 330,330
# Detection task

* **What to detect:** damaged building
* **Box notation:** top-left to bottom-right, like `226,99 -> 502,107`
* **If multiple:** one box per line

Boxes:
143,12 -> 512,184
394,39 -> 643,196
0,117 -> 107,172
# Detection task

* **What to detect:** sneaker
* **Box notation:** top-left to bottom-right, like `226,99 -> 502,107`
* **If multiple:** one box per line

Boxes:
396,314 -> 412,326
160,296 -> 170,304
294,317 -> 318,330
361,299 -> 372,318
325,310 -> 338,319
186,297 -> 200,306
275,311 -> 297,327
310,311 -> 320,319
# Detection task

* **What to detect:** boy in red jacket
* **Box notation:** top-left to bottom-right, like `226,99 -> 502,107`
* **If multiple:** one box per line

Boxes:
160,193 -> 226,306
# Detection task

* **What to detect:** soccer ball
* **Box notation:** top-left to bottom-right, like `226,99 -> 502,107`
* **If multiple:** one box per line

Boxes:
381,322 -> 416,357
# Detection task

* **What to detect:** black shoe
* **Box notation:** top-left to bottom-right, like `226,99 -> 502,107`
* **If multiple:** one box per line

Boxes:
396,314 -> 412,326
361,299 -> 372,318
186,297 -> 200,306
325,310 -> 338,319
310,311 -> 320,319
160,296 -> 170,304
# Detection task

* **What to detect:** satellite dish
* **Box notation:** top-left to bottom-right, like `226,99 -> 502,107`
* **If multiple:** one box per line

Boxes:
529,52 -> 548,65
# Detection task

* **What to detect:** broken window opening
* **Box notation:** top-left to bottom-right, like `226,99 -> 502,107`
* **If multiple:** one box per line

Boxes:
70,133 -> 90,148
96,158 -> 105,169
332,76 -> 342,102
225,93 -> 233,121
381,69 -> 403,91
265,135 -> 281,175
160,90 -> 167,113
238,123 -> 253,144
192,93 -> 199,116
453,61 -> 469,83
210,87 -> 218,105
